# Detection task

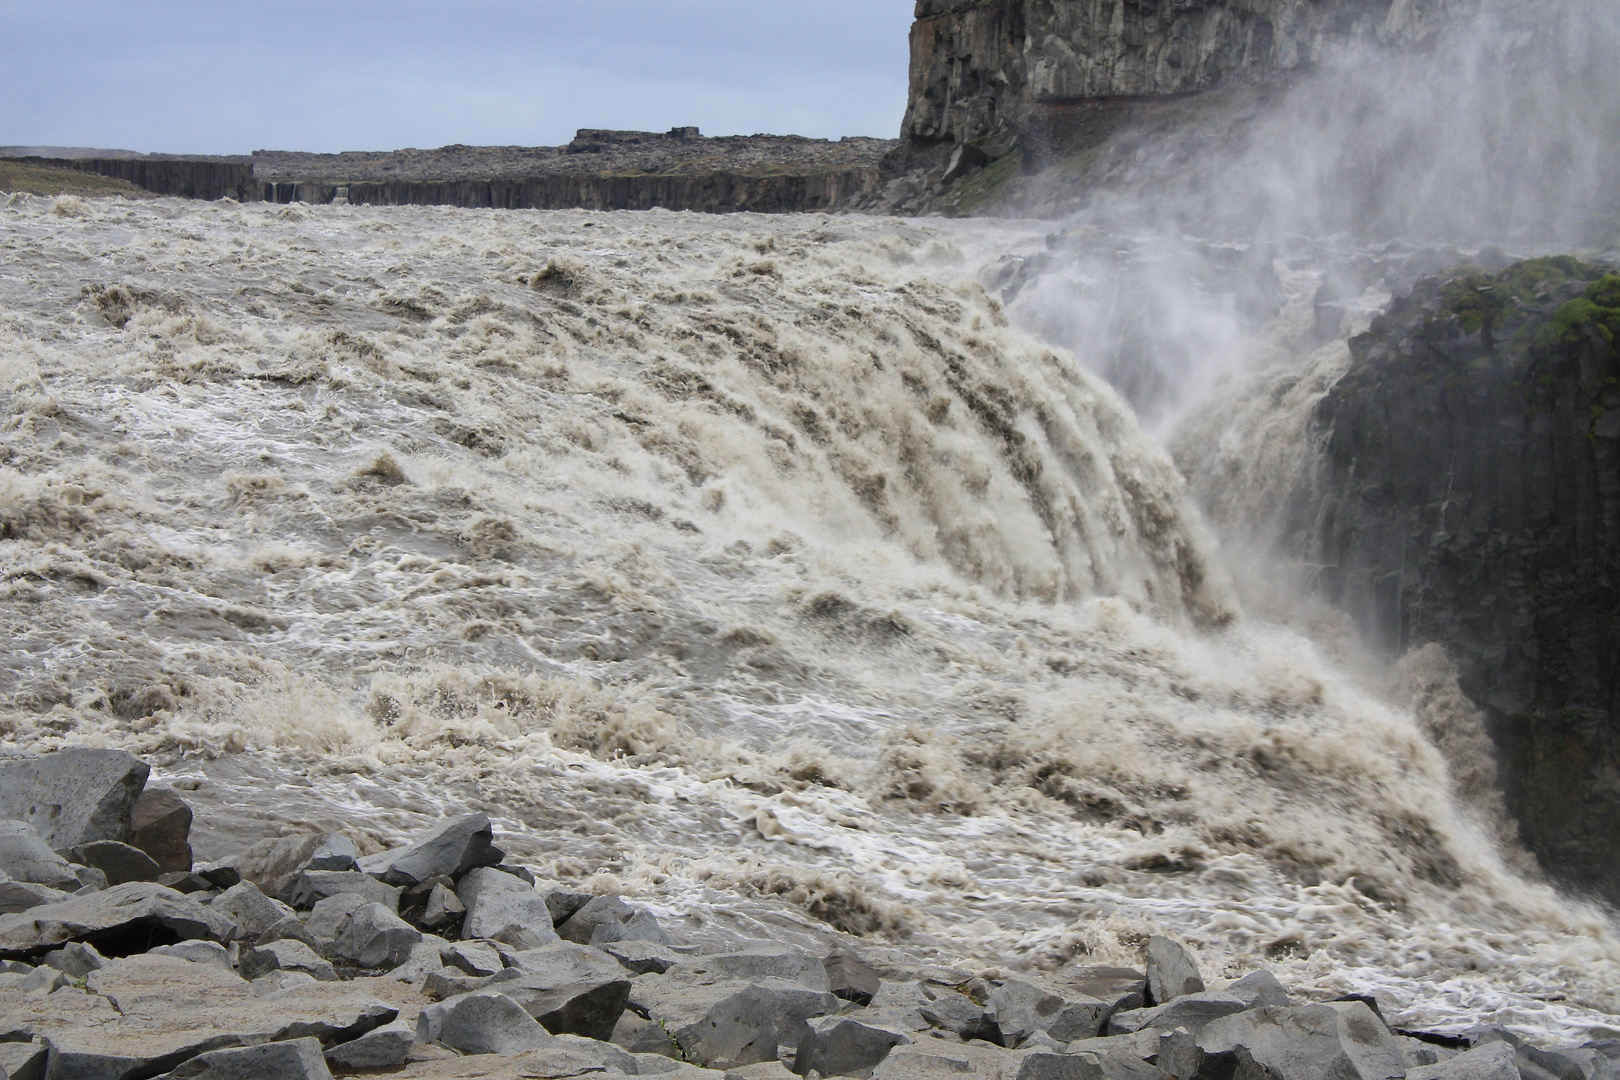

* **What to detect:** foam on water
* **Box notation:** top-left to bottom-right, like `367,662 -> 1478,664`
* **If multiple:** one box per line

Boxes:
1,194 -> 1617,1043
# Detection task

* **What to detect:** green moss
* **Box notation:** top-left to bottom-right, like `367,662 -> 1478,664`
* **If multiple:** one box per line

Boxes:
1538,274 -> 1620,348
946,151 -> 1022,215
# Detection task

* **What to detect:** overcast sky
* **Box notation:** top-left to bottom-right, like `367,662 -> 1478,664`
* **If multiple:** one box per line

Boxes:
1,1 -> 915,155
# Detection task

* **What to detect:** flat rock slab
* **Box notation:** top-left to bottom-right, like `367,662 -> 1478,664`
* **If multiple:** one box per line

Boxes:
0,747 -> 149,850
0,881 -> 239,958
0,953 -> 397,1075
163,1036 -> 333,1079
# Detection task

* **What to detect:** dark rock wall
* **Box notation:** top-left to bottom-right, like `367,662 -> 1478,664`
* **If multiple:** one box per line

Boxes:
1308,260 -> 1620,899
15,157 -> 259,201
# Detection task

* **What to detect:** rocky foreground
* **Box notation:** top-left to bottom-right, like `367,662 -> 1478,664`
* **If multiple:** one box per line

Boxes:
0,747 -> 1612,1080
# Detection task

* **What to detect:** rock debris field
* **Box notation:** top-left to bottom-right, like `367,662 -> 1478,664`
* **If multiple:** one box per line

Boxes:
0,747 -> 1613,1080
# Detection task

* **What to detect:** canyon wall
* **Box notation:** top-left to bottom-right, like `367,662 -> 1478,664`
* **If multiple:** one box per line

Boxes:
13,156 -> 258,201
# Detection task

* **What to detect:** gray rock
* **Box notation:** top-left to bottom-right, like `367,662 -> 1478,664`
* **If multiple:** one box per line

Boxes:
825,947 -> 882,1005
251,969 -> 318,996
424,968 -> 489,1001
71,863 -> 109,891
668,945 -> 831,992
542,884 -> 594,925
254,914 -> 318,950
219,833 -> 339,901
1017,1051 -> 1167,1080
43,940 -> 106,978
329,901 -> 422,969
1477,1031 -> 1610,1080
613,1012 -> 682,1056
591,908 -> 674,946
418,881 -> 465,930
240,938 -> 337,981
481,940 -> 632,1040
459,866 -> 560,947
793,1015 -> 912,1078
195,864 -> 241,890
871,1041 -> 1020,1080
991,977 -> 1113,1044
0,880 -> 68,915
1154,1025 -> 1206,1080
383,940 -> 446,986
556,894 -> 635,944
0,747 -> 149,850
0,821 -> 81,890
516,1034 -> 641,1075
1109,971 -> 1290,1035
15,964 -> 68,993
445,939 -> 505,976
64,840 -> 162,886
359,812 -> 504,887
603,938 -> 692,975
1408,1042 -> 1521,1080
752,976 -> 841,1051
1196,1001 -> 1407,1080
0,1039 -> 48,1080
1060,967 -> 1148,1014
148,940 -> 235,970
1146,937 -> 1204,1006
154,872 -> 212,894
0,881 -> 238,957
420,989 -> 556,1055
302,834 -> 360,873
129,787 -> 193,874
915,982 -> 996,1041
165,1036 -> 333,1078
208,881 -> 296,940
287,869 -> 401,912
635,978 -> 781,1069
303,892 -> 368,947
324,1018 -> 416,1071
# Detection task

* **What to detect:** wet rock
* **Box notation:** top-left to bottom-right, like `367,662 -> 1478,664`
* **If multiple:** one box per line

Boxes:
209,881 -> 297,939
149,940 -> 235,970
1146,937 -> 1204,1006
420,989 -> 557,1055
129,787 -> 193,874
156,872 -> 213,894
288,869 -> 401,912
668,945 -> 831,992
1,953 -> 396,1076
1061,967 -> 1148,1014
1196,1000 -> 1407,1080
64,840 -> 163,885
304,893 -> 368,947
0,1039 -> 48,1080
591,908 -> 674,946
793,1015 -> 913,1078
915,982 -> 998,1041
825,947 -> 882,1005
325,1018 -> 417,1071
871,1040 -> 1020,1080
482,940 -> 632,1040
0,747 -> 149,850
634,978 -> 780,1069
556,894 -> 635,944
359,812 -> 504,887
0,880 -> 68,915
164,1036 -> 333,1079
1109,971 -> 1290,1035
991,977 -> 1113,1044
602,938 -> 693,975
0,820 -> 81,890
1408,1041 -> 1521,1080
240,938 -> 337,981
329,901 -> 422,969
0,881 -> 238,958
459,866 -> 560,947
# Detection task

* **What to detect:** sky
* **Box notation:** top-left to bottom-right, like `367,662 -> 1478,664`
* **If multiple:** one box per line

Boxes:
1,1 -> 915,155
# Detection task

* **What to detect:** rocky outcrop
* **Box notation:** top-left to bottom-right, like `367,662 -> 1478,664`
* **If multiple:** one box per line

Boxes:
1301,258 -> 1620,899
899,0 -> 1459,171
8,156 -> 259,201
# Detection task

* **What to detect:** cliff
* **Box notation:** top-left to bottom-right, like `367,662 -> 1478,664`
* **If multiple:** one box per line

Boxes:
899,0 -> 1458,172
9,156 -> 258,201
1305,259 -> 1620,899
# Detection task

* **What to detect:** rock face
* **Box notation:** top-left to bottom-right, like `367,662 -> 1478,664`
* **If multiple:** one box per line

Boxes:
1299,258 -> 1620,899
0,747 -> 149,850
898,0 -> 1460,171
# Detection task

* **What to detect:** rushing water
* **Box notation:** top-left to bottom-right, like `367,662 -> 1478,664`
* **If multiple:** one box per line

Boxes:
1,192 -> 1618,1043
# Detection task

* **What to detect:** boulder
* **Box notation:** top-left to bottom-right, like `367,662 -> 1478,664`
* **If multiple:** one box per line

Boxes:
304,893 -> 368,948
991,977 -> 1113,1044
209,881 -> 297,940
0,1039 -> 48,1080
0,821 -> 81,890
542,885 -> 594,926
64,840 -> 163,886
1061,967 -> 1148,1014
163,1036 -> 333,1079
825,947 -> 882,1005
872,1040 -> 1021,1080
0,747 -> 149,850
1196,1001 -> 1407,1080
1408,1042 -> 1521,1080
1110,971 -> 1290,1035
915,982 -> 998,1041
634,978 -> 780,1069
302,834 -> 360,873
129,787 -> 193,874
221,833 -> 344,901
411,880 -> 465,931
1017,1050 -> 1167,1080
793,1015 -> 913,1078
324,1018 -> 417,1071
613,1013 -> 681,1056
590,909 -> 673,946
445,940 -> 505,977
0,881 -> 238,958
359,812 -> 504,887
0,880 -> 68,915
668,945 -> 831,992
556,894 -> 635,944
752,976 -> 841,1051
1145,937 -> 1204,1006
155,872 -> 213,894
420,990 -> 557,1055
0,953 -> 396,1077
240,939 -> 337,981
481,941 -> 632,1040
43,940 -> 106,977
329,902 -> 422,969
602,938 -> 691,975
384,940 -> 447,986
149,940 -> 235,970
287,870 -> 401,913
459,866 -> 560,947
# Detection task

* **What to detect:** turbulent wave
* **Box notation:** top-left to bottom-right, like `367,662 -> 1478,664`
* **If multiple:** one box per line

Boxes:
1,194 -> 1618,1042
